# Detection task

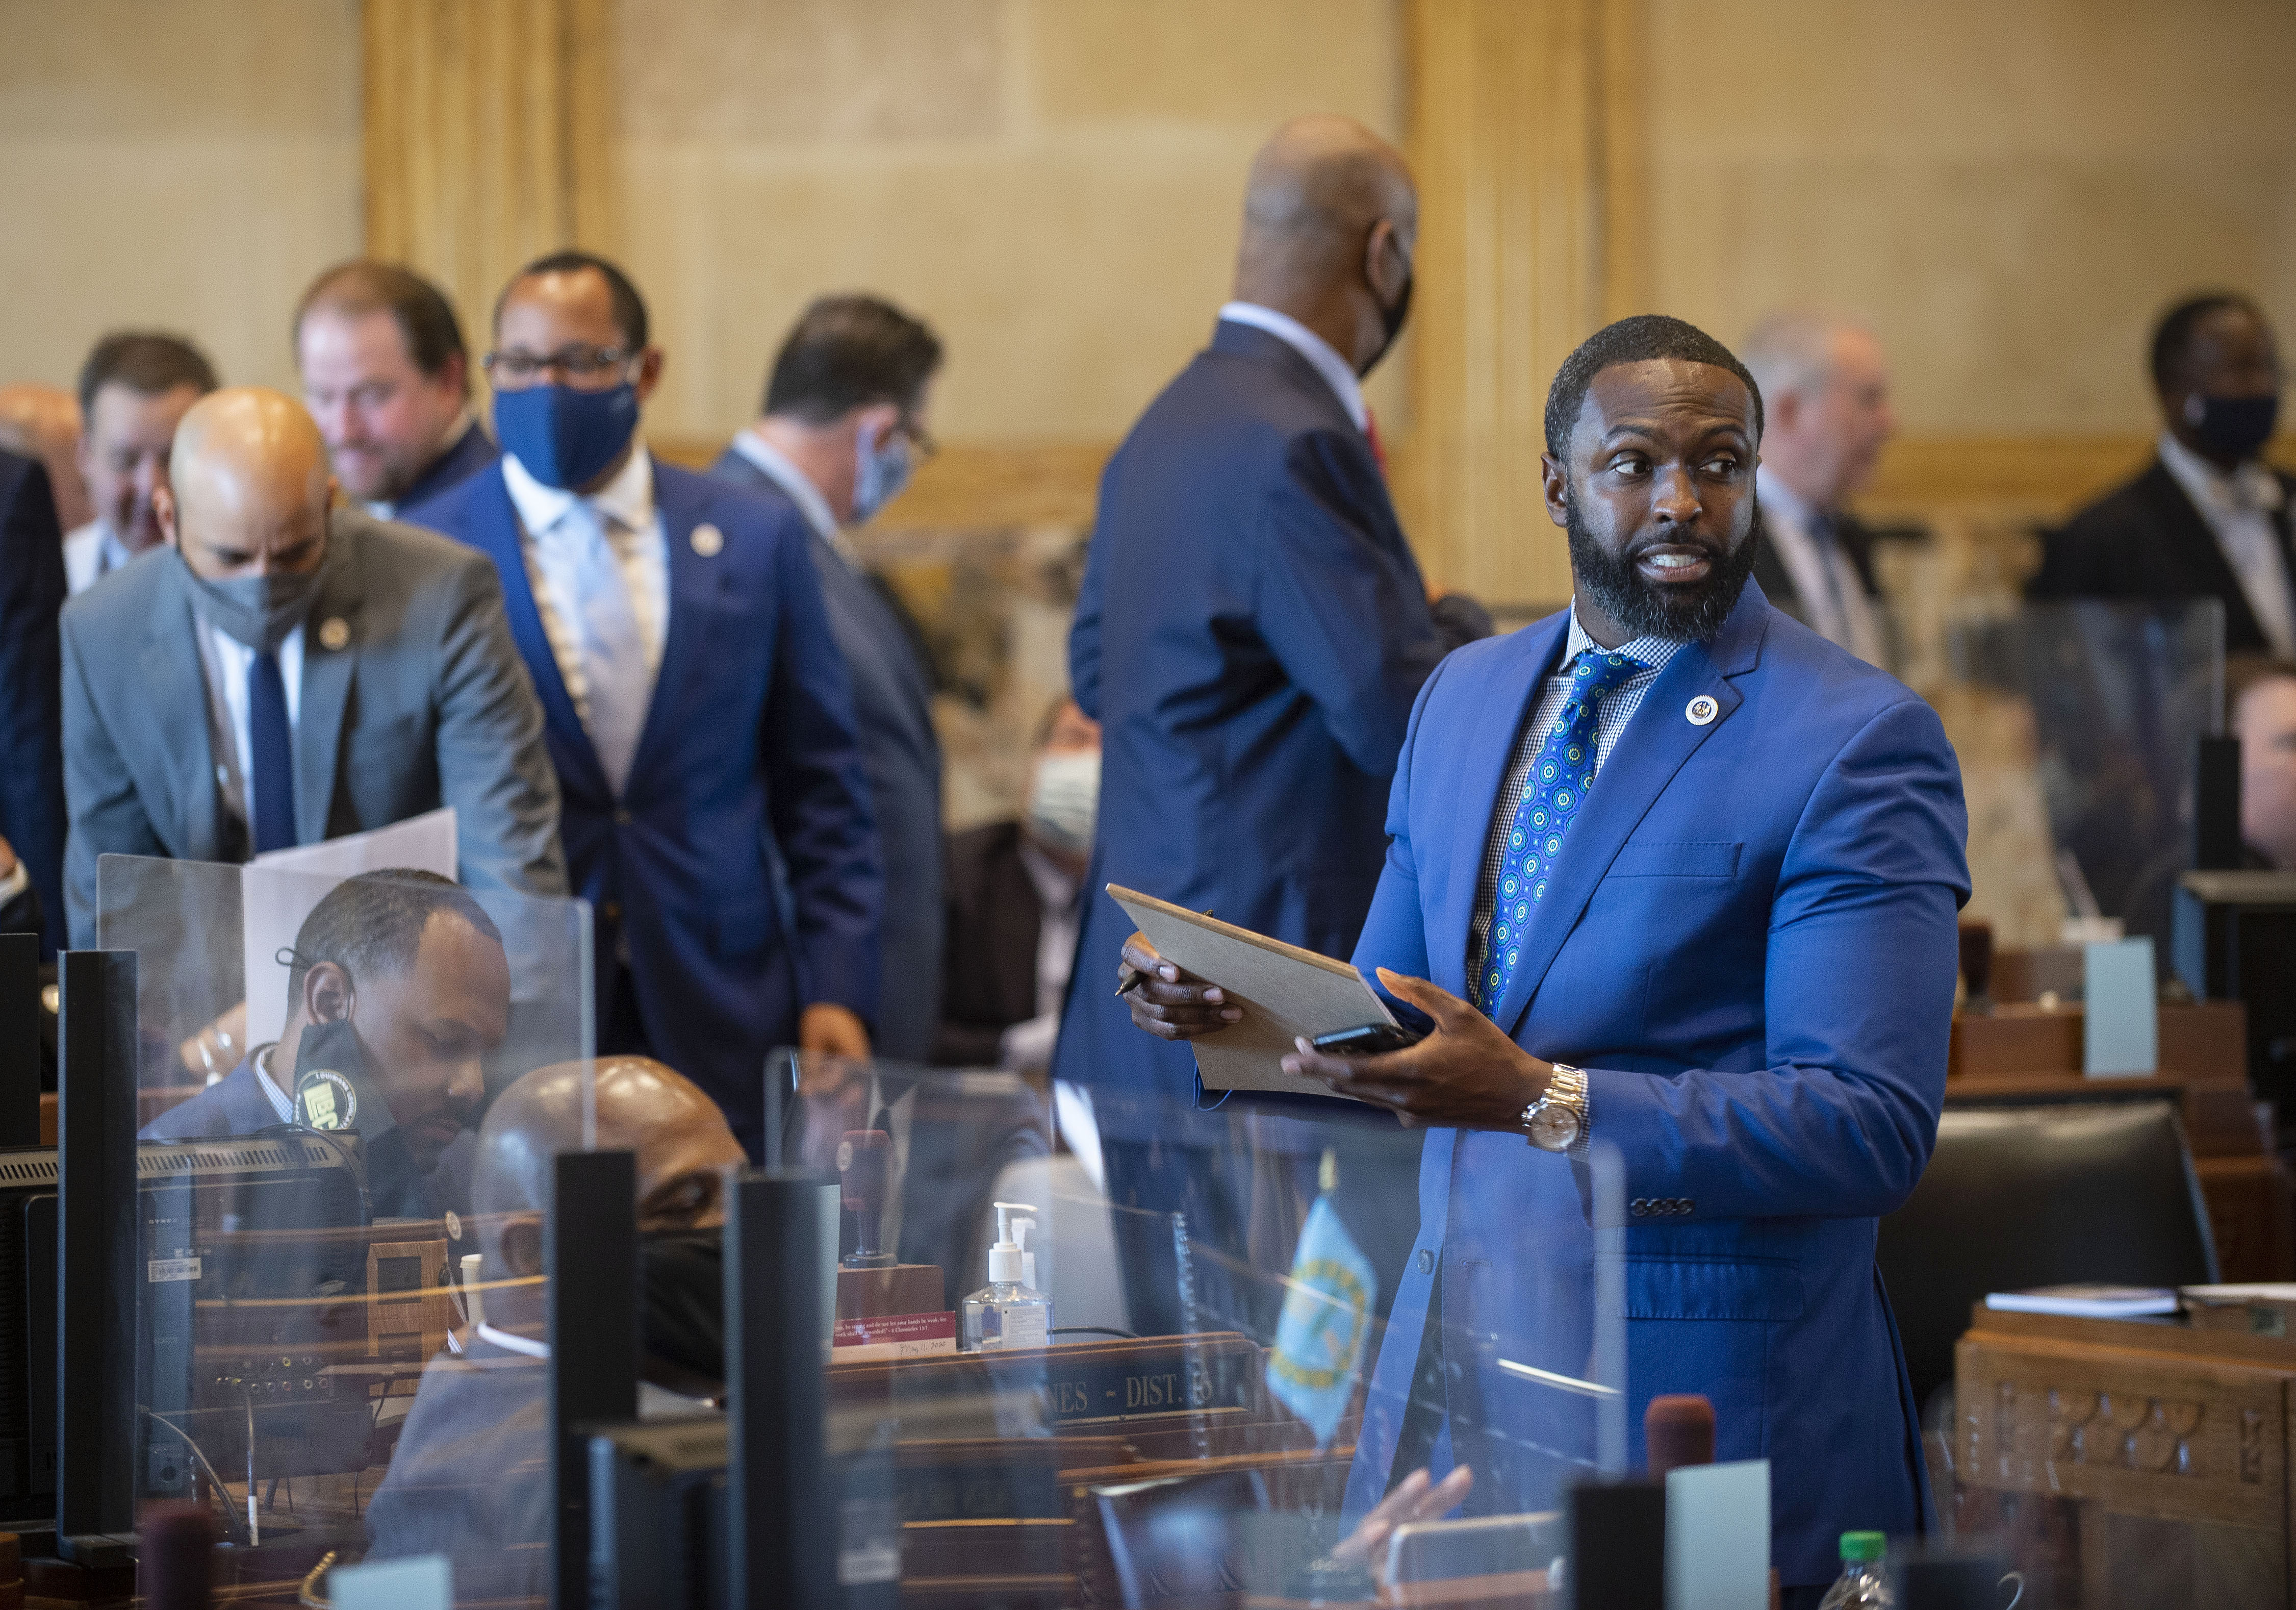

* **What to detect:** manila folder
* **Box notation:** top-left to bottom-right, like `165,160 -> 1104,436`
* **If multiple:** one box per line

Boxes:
1107,884 -> 1399,1101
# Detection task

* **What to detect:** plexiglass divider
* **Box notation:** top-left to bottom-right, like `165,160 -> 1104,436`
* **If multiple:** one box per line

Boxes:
750,1047 -> 1623,1609
66,853 -> 1638,1604
88,853 -> 594,1604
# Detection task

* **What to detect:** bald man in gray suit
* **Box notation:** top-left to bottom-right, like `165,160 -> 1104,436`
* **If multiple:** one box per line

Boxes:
60,388 -> 564,944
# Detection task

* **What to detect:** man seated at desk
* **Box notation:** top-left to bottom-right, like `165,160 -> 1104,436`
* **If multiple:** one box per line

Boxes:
934,695 -> 1101,1073
1120,316 -> 1970,1604
141,868 -> 511,1220
363,1054 -> 746,1600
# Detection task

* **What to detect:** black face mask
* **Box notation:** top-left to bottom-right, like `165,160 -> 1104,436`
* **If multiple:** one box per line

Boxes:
1360,246 -> 1414,378
290,1017 -> 394,1142
2184,391 -> 2281,462
640,1226 -> 725,1388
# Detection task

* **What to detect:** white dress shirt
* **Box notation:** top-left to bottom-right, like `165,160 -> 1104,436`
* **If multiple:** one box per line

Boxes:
1216,301 -> 1368,432
193,619 -> 304,838
1754,466 -> 1886,667
62,520 -> 134,597
2157,431 -> 2296,660
500,447 -> 671,726
730,428 -> 852,559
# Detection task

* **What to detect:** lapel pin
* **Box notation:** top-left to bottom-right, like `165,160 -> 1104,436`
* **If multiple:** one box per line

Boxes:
318,617 -> 350,651
691,523 -> 725,558
1685,694 -> 1719,726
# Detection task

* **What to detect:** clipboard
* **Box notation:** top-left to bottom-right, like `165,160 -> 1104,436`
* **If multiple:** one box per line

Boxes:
1108,884 -> 1400,1101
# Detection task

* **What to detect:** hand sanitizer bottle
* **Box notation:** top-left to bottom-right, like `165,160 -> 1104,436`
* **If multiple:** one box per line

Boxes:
961,1201 -> 1053,1351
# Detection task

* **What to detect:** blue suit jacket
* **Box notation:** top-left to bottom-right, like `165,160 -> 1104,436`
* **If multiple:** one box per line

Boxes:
418,458 -> 882,1143
708,447 -> 945,1064
1053,321 -> 1454,1135
394,421 -> 499,530
0,449 -> 66,955
1340,584 -> 1969,1588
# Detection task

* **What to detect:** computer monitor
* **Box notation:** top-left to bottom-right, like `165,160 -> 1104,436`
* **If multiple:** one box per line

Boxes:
2172,871 -> 2296,1109
134,1130 -> 373,1497
589,1416 -> 731,1610
0,1148 -> 57,1522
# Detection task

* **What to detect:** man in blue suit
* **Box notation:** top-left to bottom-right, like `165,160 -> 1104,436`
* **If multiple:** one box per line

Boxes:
1125,316 -> 1969,1602
711,294 -> 947,1065
418,251 -> 881,1155
1055,115 -> 1487,1336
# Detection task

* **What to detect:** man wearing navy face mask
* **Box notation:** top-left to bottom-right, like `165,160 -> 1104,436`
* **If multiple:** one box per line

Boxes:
2032,293 -> 2294,656
416,251 -> 882,1158
711,295 -> 948,1064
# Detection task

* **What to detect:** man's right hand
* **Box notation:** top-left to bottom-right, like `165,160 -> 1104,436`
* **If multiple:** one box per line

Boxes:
1119,931 -> 1243,1041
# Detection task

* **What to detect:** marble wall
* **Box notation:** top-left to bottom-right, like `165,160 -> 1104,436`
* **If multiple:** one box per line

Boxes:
613,0 -> 1408,447
0,0 -> 362,395
1642,0 -> 2296,437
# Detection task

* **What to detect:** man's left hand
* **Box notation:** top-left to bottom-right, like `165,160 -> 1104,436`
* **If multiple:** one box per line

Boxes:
799,1002 -> 872,1060
1280,968 -> 1552,1131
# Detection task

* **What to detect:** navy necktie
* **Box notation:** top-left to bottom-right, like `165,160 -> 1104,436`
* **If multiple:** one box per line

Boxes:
249,649 -> 297,852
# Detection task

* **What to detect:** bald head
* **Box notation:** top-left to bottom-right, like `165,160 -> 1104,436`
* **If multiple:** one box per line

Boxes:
475,1056 -> 746,1271
1233,115 -> 1417,377
158,388 -> 334,583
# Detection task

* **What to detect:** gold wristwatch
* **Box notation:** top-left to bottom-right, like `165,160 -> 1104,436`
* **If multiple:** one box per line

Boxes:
1522,1062 -> 1588,1153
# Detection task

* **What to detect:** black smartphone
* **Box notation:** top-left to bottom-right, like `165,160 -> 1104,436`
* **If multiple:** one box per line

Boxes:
1310,1022 -> 1424,1055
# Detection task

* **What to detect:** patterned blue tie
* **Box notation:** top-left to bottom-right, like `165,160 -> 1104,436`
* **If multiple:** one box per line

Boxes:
1472,649 -> 1648,1013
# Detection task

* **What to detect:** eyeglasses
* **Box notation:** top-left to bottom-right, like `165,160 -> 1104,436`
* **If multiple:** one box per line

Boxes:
481,344 -> 637,387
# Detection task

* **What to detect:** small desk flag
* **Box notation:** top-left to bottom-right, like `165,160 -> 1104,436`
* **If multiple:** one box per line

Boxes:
1266,1150 -> 1377,1446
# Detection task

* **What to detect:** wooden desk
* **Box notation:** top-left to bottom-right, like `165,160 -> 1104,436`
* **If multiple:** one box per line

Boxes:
1949,1000 -> 2296,1282
1956,1302 -> 2296,1608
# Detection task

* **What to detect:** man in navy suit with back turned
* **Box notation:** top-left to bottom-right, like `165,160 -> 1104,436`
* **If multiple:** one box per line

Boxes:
1055,114 -> 1489,1338
418,251 -> 881,1157
710,295 -> 948,1065
1126,317 -> 1970,1603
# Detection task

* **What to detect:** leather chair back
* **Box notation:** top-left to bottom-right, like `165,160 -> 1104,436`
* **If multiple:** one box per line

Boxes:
1876,1100 -> 2219,1410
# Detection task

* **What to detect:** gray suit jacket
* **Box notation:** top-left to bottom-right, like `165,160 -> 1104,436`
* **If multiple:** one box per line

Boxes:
709,447 -> 946,1062
60,505 -> 566,945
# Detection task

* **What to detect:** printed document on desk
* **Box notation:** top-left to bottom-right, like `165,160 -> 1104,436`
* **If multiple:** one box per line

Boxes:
1108,884 -> 1398,1101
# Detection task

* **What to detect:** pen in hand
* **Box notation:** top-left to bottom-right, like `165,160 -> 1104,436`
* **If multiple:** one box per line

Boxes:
1115,909 -> 1214,997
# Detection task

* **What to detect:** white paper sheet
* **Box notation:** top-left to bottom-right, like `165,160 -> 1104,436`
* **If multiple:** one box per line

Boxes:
240,808 -> 458,1046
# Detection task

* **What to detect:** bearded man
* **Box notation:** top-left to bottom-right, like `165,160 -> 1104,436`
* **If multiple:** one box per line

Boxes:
1120,315 -> 1971,1604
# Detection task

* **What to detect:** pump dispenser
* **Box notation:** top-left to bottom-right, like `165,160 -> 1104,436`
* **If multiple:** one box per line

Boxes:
962,1200 -> 1053,1351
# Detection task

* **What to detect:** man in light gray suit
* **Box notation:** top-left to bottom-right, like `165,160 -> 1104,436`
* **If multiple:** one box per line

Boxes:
61,388 -> 564,945
712,295 -> 947,1064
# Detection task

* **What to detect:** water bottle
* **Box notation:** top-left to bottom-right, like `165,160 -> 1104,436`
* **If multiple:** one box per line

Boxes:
1817,1531 -> 1892,1608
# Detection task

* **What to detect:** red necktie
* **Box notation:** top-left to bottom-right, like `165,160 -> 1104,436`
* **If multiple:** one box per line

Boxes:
1364,409 -> 1388,477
